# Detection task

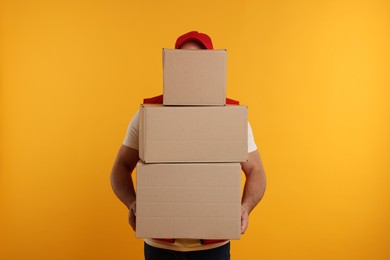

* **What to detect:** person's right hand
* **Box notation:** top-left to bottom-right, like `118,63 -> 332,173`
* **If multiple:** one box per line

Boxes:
128,202 -> 136,231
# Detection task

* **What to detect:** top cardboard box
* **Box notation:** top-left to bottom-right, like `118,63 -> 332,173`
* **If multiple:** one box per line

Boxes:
163,49 -> 227,106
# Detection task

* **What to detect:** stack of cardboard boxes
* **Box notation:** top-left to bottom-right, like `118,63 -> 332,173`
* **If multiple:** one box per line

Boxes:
136,49 -> 248,240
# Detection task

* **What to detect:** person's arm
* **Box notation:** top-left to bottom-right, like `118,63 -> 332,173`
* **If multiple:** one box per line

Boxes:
110,145 -> 139,231
240,149 -> 267,234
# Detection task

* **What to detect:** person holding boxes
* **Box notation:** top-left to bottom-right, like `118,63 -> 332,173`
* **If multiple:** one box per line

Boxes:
110,31 -> 266,260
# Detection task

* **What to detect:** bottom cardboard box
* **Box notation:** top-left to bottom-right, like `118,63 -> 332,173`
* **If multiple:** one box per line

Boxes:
136,162 -> 241,240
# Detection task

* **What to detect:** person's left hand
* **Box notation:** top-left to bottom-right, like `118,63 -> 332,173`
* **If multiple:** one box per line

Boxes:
128,202 -> 137,231
241,205 -> 249,234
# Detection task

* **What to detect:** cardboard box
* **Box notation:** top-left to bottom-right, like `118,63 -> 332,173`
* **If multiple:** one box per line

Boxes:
163,49 -> 227,105
136,162 -> 242,239
139,104 -> 248,163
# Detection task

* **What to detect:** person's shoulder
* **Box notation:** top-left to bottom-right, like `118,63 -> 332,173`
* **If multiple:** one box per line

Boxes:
143,95 -> 163,104
226,97 -> 239,105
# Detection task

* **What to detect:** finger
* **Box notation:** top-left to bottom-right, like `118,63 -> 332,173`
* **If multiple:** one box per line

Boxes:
241,220 -> 248,234
241,214 -> 248,234
129,213 -> 136,231
131,218 -> 136,231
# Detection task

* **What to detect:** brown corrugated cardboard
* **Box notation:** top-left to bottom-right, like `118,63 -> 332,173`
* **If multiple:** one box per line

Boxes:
163,49 -> 227,105
136,162 -> 241,239
139,104 -> 248,163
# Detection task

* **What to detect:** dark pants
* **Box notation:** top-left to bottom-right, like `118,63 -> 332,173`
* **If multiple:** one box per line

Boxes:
144,242 -> 230,260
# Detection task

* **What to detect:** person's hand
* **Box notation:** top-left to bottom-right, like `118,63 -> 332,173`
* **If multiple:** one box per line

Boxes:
128,202 -> 136,231
241,205 -> 249,234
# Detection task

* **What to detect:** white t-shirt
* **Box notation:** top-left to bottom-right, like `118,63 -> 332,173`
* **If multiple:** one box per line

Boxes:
123,109 -> 258,252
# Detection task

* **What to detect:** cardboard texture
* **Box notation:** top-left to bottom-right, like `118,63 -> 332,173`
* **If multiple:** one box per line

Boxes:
136,162 -> 242,239
139,104 -> 248,163
163,49 -> 227,106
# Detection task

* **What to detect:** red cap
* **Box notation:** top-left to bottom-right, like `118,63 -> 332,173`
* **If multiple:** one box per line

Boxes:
175,31 -> 214,49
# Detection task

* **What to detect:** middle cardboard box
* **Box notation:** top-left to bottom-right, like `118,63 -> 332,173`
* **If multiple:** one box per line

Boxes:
139,104 -> 248,163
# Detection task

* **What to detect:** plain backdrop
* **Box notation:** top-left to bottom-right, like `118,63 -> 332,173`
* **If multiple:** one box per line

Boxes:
1,0 -> 389,259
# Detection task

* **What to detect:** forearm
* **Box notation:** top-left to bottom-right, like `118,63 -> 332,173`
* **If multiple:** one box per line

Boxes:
241,150 -> 267,213
241,168 -> 266,213
110,163 -> 136,209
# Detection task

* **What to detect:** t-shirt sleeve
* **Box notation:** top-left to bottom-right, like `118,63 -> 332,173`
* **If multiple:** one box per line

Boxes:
122,110 -> 140,150
248,122 -> 258,153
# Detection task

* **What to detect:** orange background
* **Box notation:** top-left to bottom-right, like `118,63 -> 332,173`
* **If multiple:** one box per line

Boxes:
1,0 -> 389,259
